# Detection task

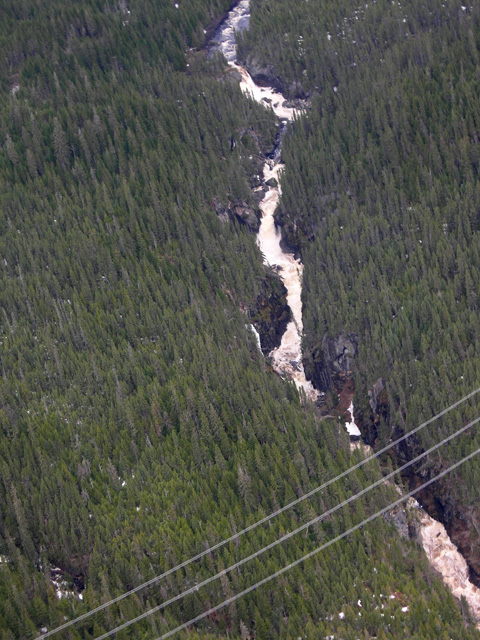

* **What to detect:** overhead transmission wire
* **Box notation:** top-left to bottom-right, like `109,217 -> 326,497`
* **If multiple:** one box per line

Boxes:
152,445 -> 480,640
91,412 -> 480,640
37,385 -> 480,640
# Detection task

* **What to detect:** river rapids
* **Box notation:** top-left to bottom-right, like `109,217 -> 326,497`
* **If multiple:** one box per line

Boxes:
212,0 -> 318,401
210,0 -> 480,626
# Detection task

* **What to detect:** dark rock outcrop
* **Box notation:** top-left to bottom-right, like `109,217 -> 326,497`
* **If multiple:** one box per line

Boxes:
265,177 -> 278,187
303,333 -> 358,393
213,197 -> 260,232
243,56 -> 284,93
385,504 -> 410,539
252,186 -> 268,204
369,377 -> 387,416
249,270 -> 291,355
241,55 -> 309,100
405,467 -> 480,587
233,203 -> 259,230
360,377 -> 389,447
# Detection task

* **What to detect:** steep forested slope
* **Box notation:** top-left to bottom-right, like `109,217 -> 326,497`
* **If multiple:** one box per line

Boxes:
241,0 -> 480,583
0,0 -> 479,639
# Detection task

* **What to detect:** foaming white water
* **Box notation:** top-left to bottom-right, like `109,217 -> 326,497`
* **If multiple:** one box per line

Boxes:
415,503 -> 480,626
236,64 -> 311,395
246,323 -> 262,351
236,66 -> 298,121
212,0 -> 480,624
212,1 -> 316,400
256,162 -> 318,400
211,0 -> 250,62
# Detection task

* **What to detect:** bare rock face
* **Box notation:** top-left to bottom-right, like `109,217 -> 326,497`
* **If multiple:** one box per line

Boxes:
249,270 -> 291,355
360,377 -> 389,447
243,56 -> 284,94
369,377 -> 386,415
213,197 -> 260,232
385,505 -> 410,539
234,203 -> 259,230
303,333 -> 358,392
241,55 -> 309,99
365,378 -> 480,592
416,485 -> 480,588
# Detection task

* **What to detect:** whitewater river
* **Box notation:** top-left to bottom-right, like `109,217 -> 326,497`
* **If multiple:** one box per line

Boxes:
212,0 -> 318,401
211,0 -> 480,626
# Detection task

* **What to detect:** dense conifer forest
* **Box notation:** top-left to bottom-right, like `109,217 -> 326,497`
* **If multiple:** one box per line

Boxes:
1,0 -> 480,638
241,0 -> 480,591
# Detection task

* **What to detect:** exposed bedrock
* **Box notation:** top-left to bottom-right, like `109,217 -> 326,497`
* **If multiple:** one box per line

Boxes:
242,55 -> 309,100
303,333 -> 359,393
213,197 -> 261,232
249,270 -> 291,355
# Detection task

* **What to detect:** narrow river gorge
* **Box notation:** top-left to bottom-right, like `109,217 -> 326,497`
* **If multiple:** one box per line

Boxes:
212,0 -> 319,401
210,0 -> 480,628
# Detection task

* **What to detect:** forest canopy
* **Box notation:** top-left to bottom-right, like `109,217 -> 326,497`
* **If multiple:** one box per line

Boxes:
1,0 -> 480,639
240,0 -> 480,594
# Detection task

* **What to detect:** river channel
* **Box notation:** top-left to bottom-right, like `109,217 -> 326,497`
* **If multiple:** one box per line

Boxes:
211,0 -> 318,401
210,0 -> 480,626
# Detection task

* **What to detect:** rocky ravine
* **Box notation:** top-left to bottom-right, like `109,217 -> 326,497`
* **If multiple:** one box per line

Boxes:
418,508 -> 480,623
210,0 -> 319,401
210,0 -> 480,625
364,378 -> 480,623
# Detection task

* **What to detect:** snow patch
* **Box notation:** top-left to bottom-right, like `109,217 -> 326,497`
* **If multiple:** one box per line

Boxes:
49,567 -> 82,601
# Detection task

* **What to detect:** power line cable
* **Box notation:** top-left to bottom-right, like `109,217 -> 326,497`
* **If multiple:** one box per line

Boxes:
92,413 -> 480,640
37,385 -> 480,639
153,445 -> 480,640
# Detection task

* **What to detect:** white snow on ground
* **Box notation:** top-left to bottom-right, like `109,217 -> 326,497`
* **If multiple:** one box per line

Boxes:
50,567 -> 83,601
